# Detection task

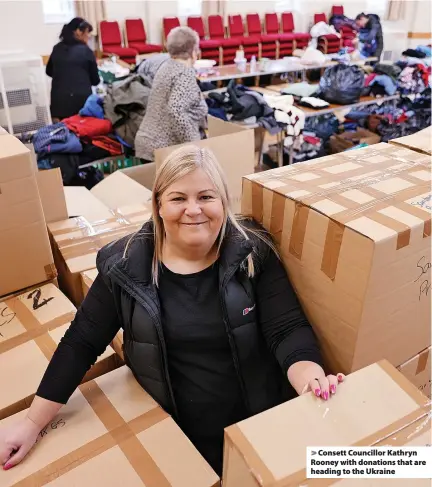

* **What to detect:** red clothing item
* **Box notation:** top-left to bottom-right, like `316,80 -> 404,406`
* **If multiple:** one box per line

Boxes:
365,73 -> 378,87
63,115 -> 112,138
91,136 -> 123,156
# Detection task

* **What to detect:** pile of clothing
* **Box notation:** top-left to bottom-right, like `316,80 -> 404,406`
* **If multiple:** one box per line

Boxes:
33,93 -> 128,187
206,80 -> 280,133
364,63 -> 401,96
396,46 -> 431,95
329,14 -> 358,50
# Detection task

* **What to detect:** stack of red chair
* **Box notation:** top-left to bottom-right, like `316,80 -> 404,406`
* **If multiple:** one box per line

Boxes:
99,20 -> 138,64
208,15 -> 241,64
314,13 -> 341,54
281,12 -> 311,50
228,14 -> 260,61
331,6 -> 356,49
246,13 -> 277,59
264,13 -> 295,57
124,19 -> 163,54
187,16 -> 221,63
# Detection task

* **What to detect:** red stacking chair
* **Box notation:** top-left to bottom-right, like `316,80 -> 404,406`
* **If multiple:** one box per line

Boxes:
187,16 -> 221,63
208,14 -> 240,64
228,14 -> 260,61
313,13 -> 341,54
99,20 -> 138,64
163,17 -> 180,43
247,13 -> 277,59
281,12 -> 311,50
331,6 -> 344,16
125,19 -> 163,54
264,13 -> 294,57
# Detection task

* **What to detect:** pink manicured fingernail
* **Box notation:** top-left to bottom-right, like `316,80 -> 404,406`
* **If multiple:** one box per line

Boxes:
337,374 -> 343,382
315,389 -> 321,397
3,464 -> 12,471
331,385 -> 336,394
323,391 -> 329,400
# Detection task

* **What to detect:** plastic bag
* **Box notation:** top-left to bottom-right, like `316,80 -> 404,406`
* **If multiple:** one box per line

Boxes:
319,64 -> 365,105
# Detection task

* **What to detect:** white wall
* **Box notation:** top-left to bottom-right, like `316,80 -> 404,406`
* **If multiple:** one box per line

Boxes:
0,0 -> 429,57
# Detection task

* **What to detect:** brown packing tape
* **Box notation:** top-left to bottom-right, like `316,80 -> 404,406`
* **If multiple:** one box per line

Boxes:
366,213 -> 411,250
288,203 -> 309,261
44,264 -> 57,280
14,380 -> 173,487
1,298 -> 75,355
251,181 -> 264,224
269,192 -> 286,245
416,349 -> 430,375
321,220 -> 345,280
423,219 -> 431,238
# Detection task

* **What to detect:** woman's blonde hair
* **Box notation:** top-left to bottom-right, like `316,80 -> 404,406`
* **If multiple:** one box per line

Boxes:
125,145 -> 277,285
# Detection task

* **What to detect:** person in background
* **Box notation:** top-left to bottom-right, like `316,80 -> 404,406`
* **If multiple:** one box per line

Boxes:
355,13 -> 384,60
46,17 -> 100,121
0,145 -> 344,476
135,27 -> 208,161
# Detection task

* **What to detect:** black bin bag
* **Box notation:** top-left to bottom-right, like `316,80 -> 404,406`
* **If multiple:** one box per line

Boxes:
319,64 -> 365,105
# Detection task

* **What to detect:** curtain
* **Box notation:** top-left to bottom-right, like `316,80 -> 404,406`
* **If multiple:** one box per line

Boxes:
202,0 -> 226,19
385,1 -> 404,21
75,0 -> 106,34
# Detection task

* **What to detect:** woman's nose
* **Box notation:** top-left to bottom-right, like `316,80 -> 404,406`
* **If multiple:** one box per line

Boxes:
184,201 -> 202,216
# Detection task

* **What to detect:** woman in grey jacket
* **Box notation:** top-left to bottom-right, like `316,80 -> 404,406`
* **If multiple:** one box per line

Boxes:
135,27 -> 208,161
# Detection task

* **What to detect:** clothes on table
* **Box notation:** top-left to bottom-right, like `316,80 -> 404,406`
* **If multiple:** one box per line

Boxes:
281,82 -> 318,97
373,63 -> 402,80
79,94 -> 104,119
104,73 -> 153,147
33,122 -> 82,158
90,135 -> 123,156
416,45 -> 431,58
263,94 -> 305,144
63,115 -> 113,138
369,74 -> 398,96
402,49 -> 426,59
298,97 -> 330,109
398,65 -> 429,94
303,113 -> 339,142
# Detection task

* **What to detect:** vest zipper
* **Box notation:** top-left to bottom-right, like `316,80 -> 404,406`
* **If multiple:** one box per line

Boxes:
110,266 -> 179,419
220,265 -> 252,415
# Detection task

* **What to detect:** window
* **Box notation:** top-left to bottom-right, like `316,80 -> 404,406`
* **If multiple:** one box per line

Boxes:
42,0 -> 75,24
178,0 -> 202,18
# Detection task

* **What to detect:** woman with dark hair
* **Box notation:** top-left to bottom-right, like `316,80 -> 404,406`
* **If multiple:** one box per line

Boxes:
46,17 -> 100,120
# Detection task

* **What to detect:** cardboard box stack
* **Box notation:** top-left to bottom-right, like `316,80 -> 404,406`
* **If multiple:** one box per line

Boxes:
223,360 -> 431,486
242,143 -> 431,375
398,346 -> 431,399
0,130 -> 56,297
1,366 -> 219,487
44,171 -> 153,305
0,282 -> 121,420
390,126 -> 432,156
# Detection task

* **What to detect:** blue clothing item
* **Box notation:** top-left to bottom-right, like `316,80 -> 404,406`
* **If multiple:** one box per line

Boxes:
369,74 -> 397,96
208,107 -> 228,121
416,45 -> 431,58
37,159 -> 52,170
79,94 -> 104,119
33,122 -> 82,158
48,132 -> 82,154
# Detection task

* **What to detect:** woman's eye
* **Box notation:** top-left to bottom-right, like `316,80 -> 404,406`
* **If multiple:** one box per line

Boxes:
200,195 -> 214,200
171,197 -> 184,202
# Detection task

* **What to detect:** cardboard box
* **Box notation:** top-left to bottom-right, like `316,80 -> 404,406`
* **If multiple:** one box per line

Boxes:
242,143 -> 431,374
1,366 -> 220,487
223,360 -> 431,487
398,346 -> 431,399
329,128 -> 381,153
0,282 -> 122,420
390,126 -> 432,155
121,162 -> 156,190
0,133 -> 56,297
155,126 -> 255,214
81,268 -> 99,297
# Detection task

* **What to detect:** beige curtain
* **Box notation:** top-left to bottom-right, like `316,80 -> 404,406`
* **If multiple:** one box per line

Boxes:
202,0 -> 226,19
75,0 -> 106,34
385,1 -> 404,21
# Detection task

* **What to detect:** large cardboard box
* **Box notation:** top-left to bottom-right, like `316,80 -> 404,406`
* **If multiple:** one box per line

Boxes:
390,126 -> 432,155
242,143 -> 431,374
1,366 -> 219,487
155,127 -> 255,214
398,346 -> 431,399
0,282 -> 121,420
223,361 -> 431,487
0,133 -> 56,297
81,268 -> 99,297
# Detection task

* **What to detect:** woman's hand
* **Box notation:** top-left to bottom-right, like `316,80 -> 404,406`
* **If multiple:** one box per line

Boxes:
0,417 -> 41,470
287,361 -> 345,401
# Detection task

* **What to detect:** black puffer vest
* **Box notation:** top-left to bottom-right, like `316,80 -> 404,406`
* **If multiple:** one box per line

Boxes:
97,221 -> 290,419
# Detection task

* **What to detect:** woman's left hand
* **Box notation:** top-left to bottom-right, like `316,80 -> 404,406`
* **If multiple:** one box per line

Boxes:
301,373 -> 345,401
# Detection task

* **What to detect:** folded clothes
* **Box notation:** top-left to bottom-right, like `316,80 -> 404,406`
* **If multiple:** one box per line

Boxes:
79,94 -> 104,119
63,115 -> 113,137
33,122 -> 82,158
299,97 -> 330,109
281,82 -> 318,97
402,49 -> 426,59
369,74 -> 398,96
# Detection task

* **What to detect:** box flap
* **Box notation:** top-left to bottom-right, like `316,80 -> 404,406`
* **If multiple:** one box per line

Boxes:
120,163 -> 156,191
90,171 -> 152,209
244,143 -> 431,243
63,187 -> 114,222
207,115 -> 250,138
0,133 -> 33,182
36,169 -> 69,223
390,126 -> 432,155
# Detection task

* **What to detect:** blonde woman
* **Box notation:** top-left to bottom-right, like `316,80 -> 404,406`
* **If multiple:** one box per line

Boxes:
0,146 -> 344,475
